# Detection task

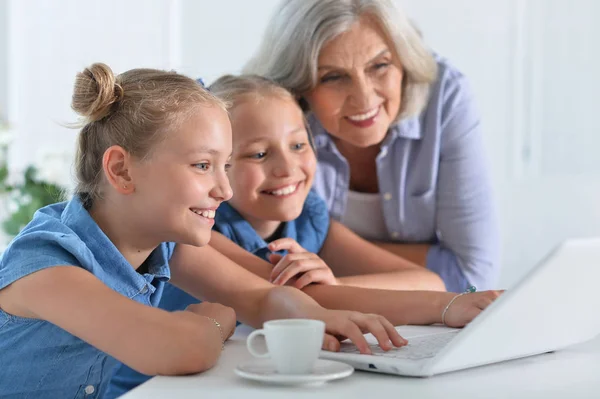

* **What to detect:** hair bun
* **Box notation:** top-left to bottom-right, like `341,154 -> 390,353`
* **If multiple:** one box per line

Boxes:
71,63 -> 123,122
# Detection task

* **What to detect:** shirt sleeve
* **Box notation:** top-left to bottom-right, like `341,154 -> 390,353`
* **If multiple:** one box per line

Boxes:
0,230 -> 80,291
430,75 -> 500,291
426,245 -> 469,292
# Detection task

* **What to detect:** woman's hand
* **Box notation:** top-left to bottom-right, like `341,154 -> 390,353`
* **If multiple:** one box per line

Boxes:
268,238 -> 339,289
442,290 -> 503,327
316,309 -> 408,354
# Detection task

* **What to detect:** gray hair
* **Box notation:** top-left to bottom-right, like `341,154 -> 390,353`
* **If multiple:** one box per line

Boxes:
244,0 -> 438,121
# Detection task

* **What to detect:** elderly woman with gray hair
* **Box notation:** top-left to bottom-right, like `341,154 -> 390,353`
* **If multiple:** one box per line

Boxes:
245,0 -> 500,292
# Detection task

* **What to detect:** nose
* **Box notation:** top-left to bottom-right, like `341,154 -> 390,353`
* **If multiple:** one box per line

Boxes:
349,74 -> 374,109
210,170 -> 233,202
271,151 -> 296,178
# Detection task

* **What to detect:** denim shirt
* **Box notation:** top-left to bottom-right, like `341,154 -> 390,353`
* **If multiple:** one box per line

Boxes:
311,57 -> 499,292
105,189 -> 330,398
0,197 -> 174,399
214,189 -> 330,258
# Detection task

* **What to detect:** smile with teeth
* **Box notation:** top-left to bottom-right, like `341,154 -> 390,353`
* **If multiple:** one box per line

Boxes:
191,209 -> 216,219
346,106 -> 380,121
264,183 -> 300,196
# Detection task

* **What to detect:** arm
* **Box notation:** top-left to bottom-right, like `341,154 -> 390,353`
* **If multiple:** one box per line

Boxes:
208,232 -> 499,326
370,242 -> 429,267
430,77 -> 500,291
319,220 -> 445,291
0,266 -> 224,376
169,243 -> 406,353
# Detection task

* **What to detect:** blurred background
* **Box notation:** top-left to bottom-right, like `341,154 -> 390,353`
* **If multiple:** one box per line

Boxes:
0,0 -> 598,287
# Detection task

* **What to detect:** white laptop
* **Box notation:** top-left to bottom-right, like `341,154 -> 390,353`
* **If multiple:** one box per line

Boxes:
320,237 -> 600,377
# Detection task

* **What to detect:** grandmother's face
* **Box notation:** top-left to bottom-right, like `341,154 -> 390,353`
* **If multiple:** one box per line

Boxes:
303,17 -> 403,148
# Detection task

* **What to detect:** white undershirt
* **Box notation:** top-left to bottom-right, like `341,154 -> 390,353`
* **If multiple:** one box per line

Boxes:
341,190 -> 389,241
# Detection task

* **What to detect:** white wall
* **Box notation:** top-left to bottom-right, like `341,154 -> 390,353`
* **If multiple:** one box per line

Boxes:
2,0 -> 599,287
0,0 -> 7,116
179,0 -> 281,83
4,0 -> 179,178
397,0 -> 600,286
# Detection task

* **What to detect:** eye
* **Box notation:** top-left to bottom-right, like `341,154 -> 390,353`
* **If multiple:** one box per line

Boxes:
372,62 -> 390,72
292,143 -> 306,151
193,162 -> 211,171
320,74 -> 342,84
224,163 -> 232,172
250,152 -> 267,159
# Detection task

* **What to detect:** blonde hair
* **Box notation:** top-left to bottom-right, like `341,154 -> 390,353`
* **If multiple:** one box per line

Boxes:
244,0 -> 438,121
209,74 -> 296,109
71,63 -> 225,208
209,74 -> 315,149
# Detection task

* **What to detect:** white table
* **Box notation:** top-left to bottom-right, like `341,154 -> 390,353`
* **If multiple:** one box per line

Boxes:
121,325 -> 600,399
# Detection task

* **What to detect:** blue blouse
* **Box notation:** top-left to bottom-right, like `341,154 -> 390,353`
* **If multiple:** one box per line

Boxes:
311,56 -> 500,292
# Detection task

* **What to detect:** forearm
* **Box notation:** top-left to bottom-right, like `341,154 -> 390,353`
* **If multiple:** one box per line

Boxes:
2,266 -> 223,377
371,242 -> 430,267
337,269 -> 446,291
258,285 -> 327,324
302,284 -> 453,326
139,310 -> 223,376
170,268 -> 271,329
70,297 -> 225,376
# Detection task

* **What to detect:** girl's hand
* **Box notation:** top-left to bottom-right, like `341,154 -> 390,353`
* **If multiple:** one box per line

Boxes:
442,290 -> 503,327
317,309 -> 408,354
268,238 -> 338,289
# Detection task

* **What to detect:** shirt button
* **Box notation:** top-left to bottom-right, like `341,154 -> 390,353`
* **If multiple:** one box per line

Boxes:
383,192 -> 393,201
391,232 -> 400,239
140,285 -> 149,294
84,385 -> 95,395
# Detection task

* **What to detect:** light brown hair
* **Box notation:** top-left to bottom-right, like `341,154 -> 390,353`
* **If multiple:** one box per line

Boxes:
209,74 -> 315,150
209,74 -> 296,110
71,63 -> 225,208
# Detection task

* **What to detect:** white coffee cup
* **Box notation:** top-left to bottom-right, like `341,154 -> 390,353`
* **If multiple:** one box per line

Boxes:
246,319 -> 326,374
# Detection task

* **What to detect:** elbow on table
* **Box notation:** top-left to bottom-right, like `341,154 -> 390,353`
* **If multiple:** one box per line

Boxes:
136,343 -> 220,377
153,346 -> 219,377
130,317 -> 222,376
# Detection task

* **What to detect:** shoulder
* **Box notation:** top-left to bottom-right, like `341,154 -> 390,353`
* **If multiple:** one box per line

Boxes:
303,189 -> 328,212
408,55 -> 481,150
213,202 -> 240,242
0,201 -> 85,290
212,202 -> 261,251
295,190 -> 330,252
428,55 -> 477,120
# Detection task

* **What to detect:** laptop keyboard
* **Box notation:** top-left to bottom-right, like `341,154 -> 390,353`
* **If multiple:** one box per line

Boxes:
339,331 -> 459,360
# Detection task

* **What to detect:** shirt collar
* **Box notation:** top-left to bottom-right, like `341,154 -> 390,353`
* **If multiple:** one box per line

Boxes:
61,196 -> 170,282
215,202 -> 296,256
309,113 -> 423,150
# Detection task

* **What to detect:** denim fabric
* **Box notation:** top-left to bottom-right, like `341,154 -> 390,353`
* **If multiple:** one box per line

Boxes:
214,189 -> 330,258
105,189 -> 329,398
0,197 -> 174,398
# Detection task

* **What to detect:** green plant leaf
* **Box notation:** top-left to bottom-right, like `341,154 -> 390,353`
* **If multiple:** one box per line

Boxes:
1,165 -> 68,237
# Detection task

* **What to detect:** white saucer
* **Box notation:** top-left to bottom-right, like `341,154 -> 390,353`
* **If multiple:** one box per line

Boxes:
235,358 -> 354,385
